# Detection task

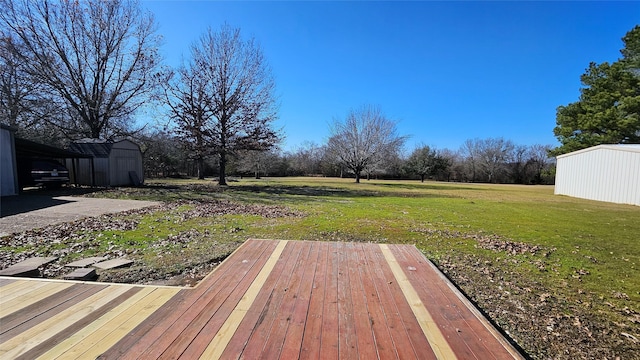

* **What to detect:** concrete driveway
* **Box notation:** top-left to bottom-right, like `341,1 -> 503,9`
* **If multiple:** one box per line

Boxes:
0,195 -> 159,237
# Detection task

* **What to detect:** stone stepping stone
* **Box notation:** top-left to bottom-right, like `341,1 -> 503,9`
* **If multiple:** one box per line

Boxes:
65,257 -> 107,268
64,268 -> 98,281
92,258 -> 133,270
0,256 -> 58,277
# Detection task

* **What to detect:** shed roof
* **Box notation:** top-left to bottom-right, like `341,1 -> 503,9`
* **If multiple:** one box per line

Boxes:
556,144 -> 640,159
15,137 -> 90,159
69,139 -> 140,158
69,142 -> 114,157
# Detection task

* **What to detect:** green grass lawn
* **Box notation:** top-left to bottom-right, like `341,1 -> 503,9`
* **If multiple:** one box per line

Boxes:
19,176 -> 639,358
140,177 -> 638,305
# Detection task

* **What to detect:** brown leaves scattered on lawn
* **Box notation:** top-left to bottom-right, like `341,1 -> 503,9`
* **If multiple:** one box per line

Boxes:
176,199 -> 304,220
436,252 -> 640,359
411,226 -> 551,256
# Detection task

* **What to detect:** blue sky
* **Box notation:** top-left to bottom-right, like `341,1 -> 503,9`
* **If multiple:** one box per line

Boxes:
143,1 -> 639,153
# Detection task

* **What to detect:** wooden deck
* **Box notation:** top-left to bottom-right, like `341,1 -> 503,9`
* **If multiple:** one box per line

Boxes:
0,239 -> 524,359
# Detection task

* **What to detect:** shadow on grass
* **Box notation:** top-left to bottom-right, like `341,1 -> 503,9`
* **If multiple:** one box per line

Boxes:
91,181 -> 460,203
224,184 -> 459,203
371,182 -> 486,192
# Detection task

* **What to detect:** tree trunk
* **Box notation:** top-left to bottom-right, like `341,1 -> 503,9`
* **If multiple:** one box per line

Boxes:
218,152 -> 227,185
355,172 -> 361,183
197,157 -> 205,180
420,174 -> 425,182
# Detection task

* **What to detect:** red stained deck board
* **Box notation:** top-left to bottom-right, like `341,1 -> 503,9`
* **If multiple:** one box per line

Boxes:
278,241 -> 322,359
336,242 -> 358,359
366,244 -> 438,360
238,240 -> 306,359
347,243 -> 378,360
389,244 -> 519,360
220,241 -> 305,359
131,239 -> 276,359
178,241 -> 292,359
319,241 -> 340,360
101,239 -> 273,359
298,241 -> 330,360
358,243 -> 403,360
260,241 -> 315,357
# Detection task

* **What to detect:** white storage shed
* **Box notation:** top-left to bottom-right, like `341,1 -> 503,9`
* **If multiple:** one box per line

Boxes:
68,139 -> 144,187
555,144 -> 640,206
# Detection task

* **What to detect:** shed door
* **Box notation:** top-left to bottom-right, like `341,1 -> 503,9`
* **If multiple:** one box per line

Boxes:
114,157 -> 137,186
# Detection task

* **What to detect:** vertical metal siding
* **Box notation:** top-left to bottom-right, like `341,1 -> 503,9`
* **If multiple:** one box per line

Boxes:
555,146 -> 640,206
66,158 -> 109,187
1,128 -> 18,196
109,143 -> 143,186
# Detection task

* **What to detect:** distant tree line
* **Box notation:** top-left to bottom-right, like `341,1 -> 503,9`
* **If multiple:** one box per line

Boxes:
139,130 -> 555,185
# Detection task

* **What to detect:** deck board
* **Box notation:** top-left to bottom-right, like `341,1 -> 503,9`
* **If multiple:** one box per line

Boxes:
0,239 -> 524,360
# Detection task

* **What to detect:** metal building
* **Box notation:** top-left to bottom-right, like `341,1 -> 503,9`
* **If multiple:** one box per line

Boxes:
555,144 -> 640,206
1,124 -> 18,196
68,139 -> 144,187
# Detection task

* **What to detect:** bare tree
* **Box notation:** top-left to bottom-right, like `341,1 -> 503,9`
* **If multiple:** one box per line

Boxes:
527,144 -> 553,184
0,0 -> 161,140
460,139 -> 480,182
0,35 -> 64,143
236,149 -> 281,179
174,25 -> 279,185
510,144 -> 529,184
163,62 -> 211,179
287,142 -> 325,176
328,105 -> 406,183
477,137 -> 515,183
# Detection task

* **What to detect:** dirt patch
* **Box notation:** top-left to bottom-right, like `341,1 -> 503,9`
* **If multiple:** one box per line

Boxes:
0,199 -> 303,286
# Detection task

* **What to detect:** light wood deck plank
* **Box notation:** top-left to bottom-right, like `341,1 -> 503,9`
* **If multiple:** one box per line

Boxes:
65,288 -> 179,359
0,285 -> 132,359
0,278 -> 16,287
0,284 -> 107,342
37,287 -> 156,359
0,282 -> 73,318
0,280 -> 50,303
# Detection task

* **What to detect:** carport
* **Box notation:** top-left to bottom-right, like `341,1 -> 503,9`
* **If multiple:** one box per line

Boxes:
15,138 -> 95,188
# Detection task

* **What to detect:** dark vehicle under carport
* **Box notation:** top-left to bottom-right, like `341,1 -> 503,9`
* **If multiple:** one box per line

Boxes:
14,138 -> 93,190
